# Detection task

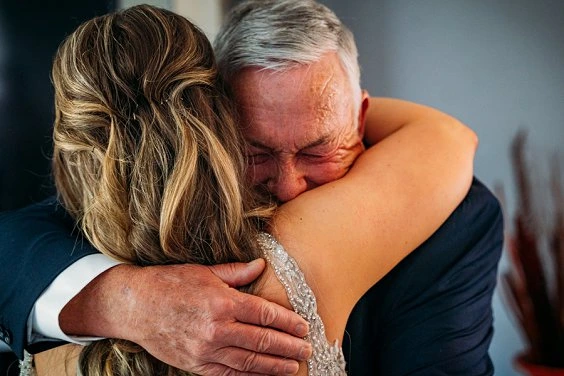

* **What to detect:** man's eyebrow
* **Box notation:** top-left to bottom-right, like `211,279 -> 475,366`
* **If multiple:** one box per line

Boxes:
302,135 -> 330,150
247,140 -> 272,150
247,135 -> 330,151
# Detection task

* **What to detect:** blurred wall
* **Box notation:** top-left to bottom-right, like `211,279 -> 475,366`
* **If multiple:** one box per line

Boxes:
318,1 -> 564,375
119,0 -> 227,41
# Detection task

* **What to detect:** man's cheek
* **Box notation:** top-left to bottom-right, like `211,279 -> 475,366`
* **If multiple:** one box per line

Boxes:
309,163 -> 348,185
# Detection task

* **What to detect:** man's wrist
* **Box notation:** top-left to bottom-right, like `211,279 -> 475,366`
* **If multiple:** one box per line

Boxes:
31,253 -> 121,345
59,263 -> 141,341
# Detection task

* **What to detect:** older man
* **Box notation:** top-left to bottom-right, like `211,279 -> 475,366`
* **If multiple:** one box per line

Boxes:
0,0 -> 502,375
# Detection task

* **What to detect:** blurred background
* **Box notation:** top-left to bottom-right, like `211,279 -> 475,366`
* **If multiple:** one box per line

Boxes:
1,1 -> 562,374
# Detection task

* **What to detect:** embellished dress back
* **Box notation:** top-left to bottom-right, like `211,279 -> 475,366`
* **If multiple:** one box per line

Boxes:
258,233 -> 347,375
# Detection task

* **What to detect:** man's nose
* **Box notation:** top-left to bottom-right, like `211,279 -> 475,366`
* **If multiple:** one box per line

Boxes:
268,163 -> 308,203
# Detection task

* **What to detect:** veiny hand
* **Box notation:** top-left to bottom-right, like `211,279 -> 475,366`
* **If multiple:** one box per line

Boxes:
61,259 -> 311,375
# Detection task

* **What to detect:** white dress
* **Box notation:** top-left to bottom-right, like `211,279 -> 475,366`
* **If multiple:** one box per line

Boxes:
20,233 -> 347,376
257,233 -> 347,375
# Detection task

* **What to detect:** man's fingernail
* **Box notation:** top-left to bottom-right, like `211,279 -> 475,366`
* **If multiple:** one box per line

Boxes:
298,345 -> 312,360
296,323 -> 308,336
284,361 -> 299,375
247,258 -> 264,269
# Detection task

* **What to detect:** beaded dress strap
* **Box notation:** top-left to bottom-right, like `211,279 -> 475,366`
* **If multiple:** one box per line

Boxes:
257,233 -> 346,375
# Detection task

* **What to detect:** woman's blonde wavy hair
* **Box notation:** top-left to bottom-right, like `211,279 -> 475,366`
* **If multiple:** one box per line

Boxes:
51,5 -> 273,375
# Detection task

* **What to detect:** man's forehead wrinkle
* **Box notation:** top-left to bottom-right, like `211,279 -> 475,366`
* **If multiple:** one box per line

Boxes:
313,74 -> 340,137
246,138 -> 270,150
302,134 -> 332,150
318,69 -> 336,99
246,125 -> 333,154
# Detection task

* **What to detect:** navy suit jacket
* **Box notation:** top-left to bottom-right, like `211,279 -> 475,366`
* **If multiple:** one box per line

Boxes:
0,198 -> 97,356
0,178 -> 503,375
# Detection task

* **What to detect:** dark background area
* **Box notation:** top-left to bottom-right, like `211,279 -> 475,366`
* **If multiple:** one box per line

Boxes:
0,0 -> 114,212
0,0 -> 114,371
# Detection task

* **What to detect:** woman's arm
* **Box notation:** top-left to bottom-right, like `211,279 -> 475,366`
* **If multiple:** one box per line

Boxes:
363,97 -> 464,145
272,99 -> 477,339
34,344 -> 81,376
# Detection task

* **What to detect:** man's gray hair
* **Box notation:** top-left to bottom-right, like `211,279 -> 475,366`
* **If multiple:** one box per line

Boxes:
214,0 -> 362,105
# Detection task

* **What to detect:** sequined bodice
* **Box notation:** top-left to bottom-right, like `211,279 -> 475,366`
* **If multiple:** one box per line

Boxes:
257,233 -> 347,375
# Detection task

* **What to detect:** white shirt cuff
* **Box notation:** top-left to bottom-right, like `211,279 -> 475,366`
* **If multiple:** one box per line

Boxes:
0,341 -> 11,352
29,254 -> 122,345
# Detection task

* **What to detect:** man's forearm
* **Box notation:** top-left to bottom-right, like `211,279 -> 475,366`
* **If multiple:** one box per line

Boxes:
59,263 -> 140,340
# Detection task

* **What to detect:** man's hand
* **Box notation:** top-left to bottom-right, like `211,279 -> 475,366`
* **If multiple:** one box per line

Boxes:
60,259 -> 311,375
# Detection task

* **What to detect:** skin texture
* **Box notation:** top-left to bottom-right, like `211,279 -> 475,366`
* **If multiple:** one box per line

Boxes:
231,53 -> 368,203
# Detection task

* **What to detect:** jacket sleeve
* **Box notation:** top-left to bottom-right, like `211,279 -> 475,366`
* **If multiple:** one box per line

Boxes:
0,197 -> 98,358
344,178 -> 504,375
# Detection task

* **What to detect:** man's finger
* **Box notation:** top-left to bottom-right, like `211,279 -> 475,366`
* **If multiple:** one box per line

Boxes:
195,362 -> 269,376
216,322 -> 311,361
212,347 -> 301,375
210,259 -> 266,287
235,294 -> 309,338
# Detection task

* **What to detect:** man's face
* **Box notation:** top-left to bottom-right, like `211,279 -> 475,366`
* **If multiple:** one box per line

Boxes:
231,53 -> 368,203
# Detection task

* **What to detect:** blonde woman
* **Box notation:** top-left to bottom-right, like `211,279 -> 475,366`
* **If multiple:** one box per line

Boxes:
29,4 -> 476,376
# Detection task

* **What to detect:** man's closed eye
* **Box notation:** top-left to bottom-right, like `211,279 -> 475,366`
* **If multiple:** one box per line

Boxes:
248,153 -> 271,165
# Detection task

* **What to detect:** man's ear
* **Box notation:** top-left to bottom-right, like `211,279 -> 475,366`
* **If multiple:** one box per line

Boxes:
357,90 -> 370,138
